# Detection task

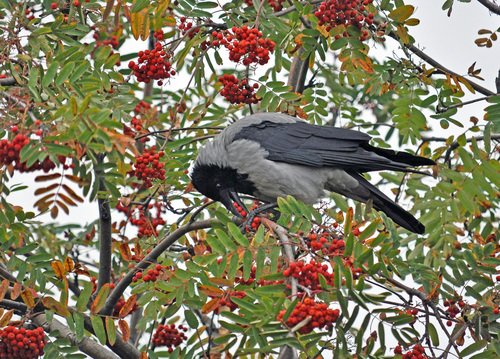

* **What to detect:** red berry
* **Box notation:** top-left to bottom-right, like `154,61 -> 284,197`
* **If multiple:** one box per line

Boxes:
50,2 -> 58,9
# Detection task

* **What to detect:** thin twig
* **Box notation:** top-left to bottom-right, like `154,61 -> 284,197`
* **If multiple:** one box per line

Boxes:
387,31 -> 496,96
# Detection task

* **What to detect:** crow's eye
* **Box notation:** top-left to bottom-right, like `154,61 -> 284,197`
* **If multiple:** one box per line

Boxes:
215,183 -> 222,189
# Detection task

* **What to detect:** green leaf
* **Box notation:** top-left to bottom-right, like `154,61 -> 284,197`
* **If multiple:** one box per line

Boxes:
105,317 -> 116,346
90,315 -> 106,345
42,62 -> 59,87
56,62 -> 75,86
227,223 -> 248,247
184,309 -> 199,329
428,322 -> 439,346
76,281 -> 92,312
460,340 -> 487,357
130,0 -> 149,12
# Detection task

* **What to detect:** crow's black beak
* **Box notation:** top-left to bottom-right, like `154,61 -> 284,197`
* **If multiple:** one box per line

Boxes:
219,188 -> 247,217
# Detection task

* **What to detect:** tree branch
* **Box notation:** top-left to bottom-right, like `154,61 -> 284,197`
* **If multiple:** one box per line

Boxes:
96,153 -> 112,290
31,313 -> 120,359
100,219 -> 218,316
477,0 -> 500,14
387,32 -> 496,96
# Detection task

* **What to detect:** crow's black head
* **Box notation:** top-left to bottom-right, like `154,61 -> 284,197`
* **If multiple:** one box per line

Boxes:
190,164 -> 256,216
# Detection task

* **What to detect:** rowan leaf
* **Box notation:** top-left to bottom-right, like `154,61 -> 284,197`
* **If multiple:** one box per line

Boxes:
105,317 -> 117,346
42,297 -> 71,317
0,280 -> 9,302
389,5 -> 415,23
34,183 -> 59,195
118,295 -> 137,318
118,319 -> 130,342
51,260 -> 66,279
20,289 -> 36,308
11,282 -> 21,300
90,315 -> 107,345
91,283 -> 111,314
0,310 -> 14,326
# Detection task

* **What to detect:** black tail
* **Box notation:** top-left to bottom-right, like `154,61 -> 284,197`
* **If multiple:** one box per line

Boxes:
350,173 -> 425,234
364,144 -> 436,167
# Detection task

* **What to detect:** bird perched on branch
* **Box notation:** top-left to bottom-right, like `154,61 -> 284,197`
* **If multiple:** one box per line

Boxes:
191,113 -> 435,234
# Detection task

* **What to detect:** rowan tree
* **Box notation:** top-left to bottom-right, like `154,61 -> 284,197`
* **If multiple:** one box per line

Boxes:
0,1 -> 498,358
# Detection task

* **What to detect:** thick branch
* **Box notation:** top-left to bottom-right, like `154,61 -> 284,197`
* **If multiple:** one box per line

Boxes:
96,154 -> 112,290
477,0 -> 500,14
100,219 -> 218,315
32,313 -> 120,359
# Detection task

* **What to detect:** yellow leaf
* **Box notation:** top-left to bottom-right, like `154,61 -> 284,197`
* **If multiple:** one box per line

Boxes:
316,24 -> 330,37
42,297 -> 71,317
131,8 -> 150,41
0,310 -> 14,326
457,76 -> 476,94
11,282 -> 21,300
405,18 -> 420,26
396,24 -> 410,44
20,289 -> 36,308
0,280 -> 9,301
51,260 -> 66,279
389,5 -> 415,23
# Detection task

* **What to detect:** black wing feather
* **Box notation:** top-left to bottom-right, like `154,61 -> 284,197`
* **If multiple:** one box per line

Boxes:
233,121 -> 434,172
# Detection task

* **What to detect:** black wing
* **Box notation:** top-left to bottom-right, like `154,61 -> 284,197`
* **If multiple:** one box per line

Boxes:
233,121 -> 435,172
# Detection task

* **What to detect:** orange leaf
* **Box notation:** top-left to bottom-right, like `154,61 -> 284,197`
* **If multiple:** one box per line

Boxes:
209,278 -> 234,286
34,183 -> 59,196
119,295 -> 137,318
62,184 -> 84,202
11,282 -> 22,300
50,205 -> 59,219
42,297 -> 71,317
0,280 -> 9,301
91,283 -> 111,314
59,193 -> 78,207
64,174 -> 88,185
56,200 -> 70,215
118,319 -> 130,342
20,289 -> 36,308
198,285 -> 224,297
201,298 -> 221,314
119,243 -> 132,261
51,260 -> 66,279
64,257 -> 75,272
35,173 -> 61,182
0,309 -> 14,326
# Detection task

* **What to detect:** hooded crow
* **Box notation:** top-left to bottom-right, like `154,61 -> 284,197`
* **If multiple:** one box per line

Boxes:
191,113 -> 435,234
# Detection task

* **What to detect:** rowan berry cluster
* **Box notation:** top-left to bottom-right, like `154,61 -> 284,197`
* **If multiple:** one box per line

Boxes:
232,201 -> 262,230
219,75 -> 260,105
394,344 -> 428,358
307,232 -> 345,256
128,43 -> 175,85
211,26 -> 275,66
130,146 -> 166,188
25,8 -> 35,21
132,264 -> 167,282
314,0 -> 374,41
178,17 -> 199,37
0,326 -> 46,359
93,32 -> 119,49
0,133 -> 56,173
244,0 -> 285,12
152,324 -> 187,352
153,29 -> 164,41
277,298 -> 340,334
443,298 -> 465,326
116,201 -> 166,237
283,260 -> 334,291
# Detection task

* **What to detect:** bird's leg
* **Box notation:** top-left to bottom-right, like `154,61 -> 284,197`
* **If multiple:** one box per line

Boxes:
239,202 -> 278,232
